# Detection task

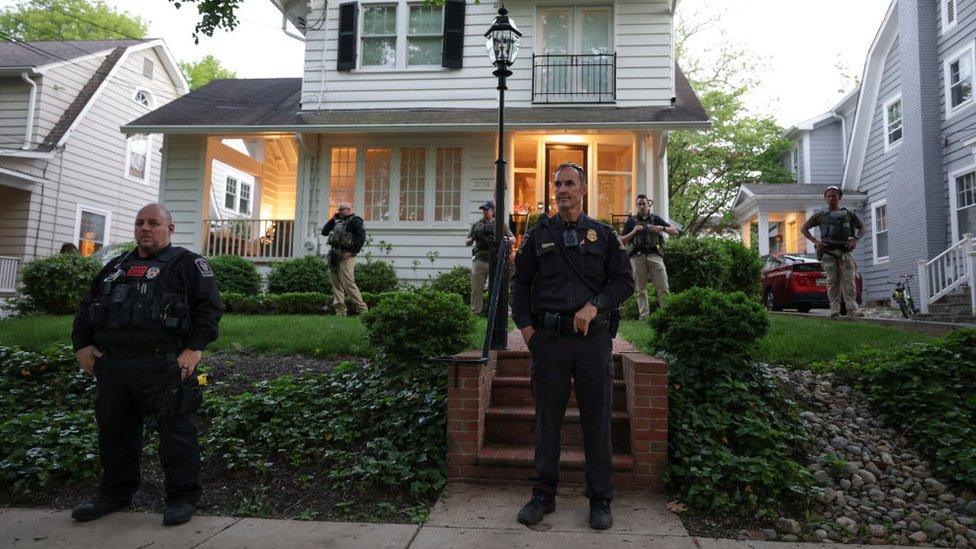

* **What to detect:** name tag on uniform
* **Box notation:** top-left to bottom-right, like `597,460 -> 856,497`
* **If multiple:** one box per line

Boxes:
540,241 -> 555,253
126,265 -> 149,278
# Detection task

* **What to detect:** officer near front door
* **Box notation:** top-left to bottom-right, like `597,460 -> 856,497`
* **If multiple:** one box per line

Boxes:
801,186 -> 866,317
620,194 -> 678,320
511,162 -> 634,530
70,203 -> 221,526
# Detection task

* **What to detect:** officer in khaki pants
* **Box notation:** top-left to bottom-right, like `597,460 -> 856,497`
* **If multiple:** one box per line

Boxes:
620,195 -> 678,320
322,202 -> 368,316
466,200 -> 513,314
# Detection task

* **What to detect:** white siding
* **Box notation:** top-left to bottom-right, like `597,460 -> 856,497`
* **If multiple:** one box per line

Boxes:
34,55 -> 102,146
0,76 -> 33,149
161,135 -> 208,251
302,0 -> 674,110
210,159 -> 257,220
808,122 -> 844,185
0,185 -> 32,257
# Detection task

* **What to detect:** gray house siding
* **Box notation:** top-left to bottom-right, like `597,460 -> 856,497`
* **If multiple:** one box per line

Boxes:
808,122 -> 844,184
938,0 -> 976,244
0,77 -> 34,149
855,36 -> 901,302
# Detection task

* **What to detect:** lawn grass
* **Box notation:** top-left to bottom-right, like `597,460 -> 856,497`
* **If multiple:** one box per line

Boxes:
1,313 -> 492,357
619,314 -> 935,367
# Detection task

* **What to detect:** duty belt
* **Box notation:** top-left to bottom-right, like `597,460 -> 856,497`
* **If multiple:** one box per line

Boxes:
100,342 -> 182,359
531,311 -> 610,337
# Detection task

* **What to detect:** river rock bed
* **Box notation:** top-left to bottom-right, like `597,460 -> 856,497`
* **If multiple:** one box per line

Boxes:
772,368 -> 976,547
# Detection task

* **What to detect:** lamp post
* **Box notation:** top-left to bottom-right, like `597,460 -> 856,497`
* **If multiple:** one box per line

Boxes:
485,7 -> 522,350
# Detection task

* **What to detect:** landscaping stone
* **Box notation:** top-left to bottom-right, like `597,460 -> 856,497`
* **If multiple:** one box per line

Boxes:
774,518 -> 800,535
909,531 -> 929,543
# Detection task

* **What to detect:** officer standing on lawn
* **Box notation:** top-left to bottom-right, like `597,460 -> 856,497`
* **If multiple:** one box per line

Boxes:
620,194 -> 678,320
322,201 -> 368,316
510,162 -> 634,530
801,186 -> 866,317
71,203 -> 221,526
466,200 -> 514,314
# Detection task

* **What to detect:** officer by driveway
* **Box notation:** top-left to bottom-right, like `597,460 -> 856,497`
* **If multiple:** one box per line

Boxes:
466,200 -> 513,314
620,194 -> 678,320
801,186 -> 866,317
510,162 -> 634,530
321,202 -> 368,316
71,203 -> 221,526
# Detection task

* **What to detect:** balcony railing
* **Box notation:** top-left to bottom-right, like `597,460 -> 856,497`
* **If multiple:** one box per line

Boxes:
532,53 -> 616,104
204,219 -> 295,259
0,256 -> 19,295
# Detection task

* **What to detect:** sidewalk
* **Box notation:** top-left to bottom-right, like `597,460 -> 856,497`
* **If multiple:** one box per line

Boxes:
1,483 -> 908,548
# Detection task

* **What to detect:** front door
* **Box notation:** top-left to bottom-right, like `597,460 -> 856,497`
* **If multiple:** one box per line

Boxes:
545,144 -> 588,216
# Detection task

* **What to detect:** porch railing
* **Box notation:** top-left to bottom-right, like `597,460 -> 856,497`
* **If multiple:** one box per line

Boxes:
0,256 -> 19,295
203,219 -> 296,260
916,233 -> 976,315
532,53 -> 616,104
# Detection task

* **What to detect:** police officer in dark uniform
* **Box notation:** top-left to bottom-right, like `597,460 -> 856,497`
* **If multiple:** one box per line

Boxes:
511,162 -> 634,530
70,203 -> 221,526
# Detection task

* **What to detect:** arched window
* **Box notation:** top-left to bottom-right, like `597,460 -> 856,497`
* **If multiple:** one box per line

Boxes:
133,89 -> 153,108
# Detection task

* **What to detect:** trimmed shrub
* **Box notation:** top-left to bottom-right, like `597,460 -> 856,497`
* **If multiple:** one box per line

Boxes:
716,239 -> 763,297
221,292 -> 330,315
221,292 -> 270,314
651,289 -> 811,513
20,254 -> 102,314
661,237 -> 730,294
208,255 -> 261,294
428,266 -> 472,304
267,256 -> 331,295
355,260 -> 399,294
362,290 -> 472,364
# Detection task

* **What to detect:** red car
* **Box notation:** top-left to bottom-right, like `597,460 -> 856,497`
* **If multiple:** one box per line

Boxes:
761,253 -> 862,313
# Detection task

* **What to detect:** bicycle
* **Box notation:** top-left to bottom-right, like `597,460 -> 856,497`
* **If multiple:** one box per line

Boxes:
889,274 -> 919,319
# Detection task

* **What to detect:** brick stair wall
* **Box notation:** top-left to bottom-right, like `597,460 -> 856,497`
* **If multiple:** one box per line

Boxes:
446,347 -> 668,489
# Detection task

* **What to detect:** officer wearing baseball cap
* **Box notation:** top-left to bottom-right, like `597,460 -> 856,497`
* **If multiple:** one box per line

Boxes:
466,200 -> 513,314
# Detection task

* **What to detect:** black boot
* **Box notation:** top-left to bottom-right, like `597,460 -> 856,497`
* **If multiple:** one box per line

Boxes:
517,491 -> 555,526
163,501 -> 196,526
71,499 -> 129,522
589,499 -> 613,530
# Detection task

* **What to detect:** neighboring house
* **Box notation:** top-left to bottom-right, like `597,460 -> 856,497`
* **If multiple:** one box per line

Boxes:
0,39 -> 188,294
123,0 -> 709,282
733,0 -> 976,312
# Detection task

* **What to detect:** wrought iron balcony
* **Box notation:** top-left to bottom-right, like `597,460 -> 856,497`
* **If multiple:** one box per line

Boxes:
532,53 -> 616,104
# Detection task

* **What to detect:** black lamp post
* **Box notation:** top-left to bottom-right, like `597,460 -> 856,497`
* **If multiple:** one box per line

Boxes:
484,7 -> 522,350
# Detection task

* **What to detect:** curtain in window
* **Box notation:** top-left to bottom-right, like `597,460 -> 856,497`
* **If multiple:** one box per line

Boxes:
128,135 -> 149,179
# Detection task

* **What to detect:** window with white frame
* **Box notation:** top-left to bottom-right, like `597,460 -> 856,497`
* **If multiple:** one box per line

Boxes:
329,148 -> 357,213
399,147 -> 426,221
884,96 -> 903,150
125,134 -> 150,182
225,176 -> 238,210
946,45 -> 974,114
956,170 -> 976,237
133,89 -> 153,108
434,147 -> 462,221
75,205 -> 110,257
942,0 -> 958,32
364,148 -> 392,221
239,181 -> 252,214
360,1 -> 444,69
872,201 -> 889,262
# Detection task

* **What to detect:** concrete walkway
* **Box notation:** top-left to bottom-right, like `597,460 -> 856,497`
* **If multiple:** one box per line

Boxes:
1,483 -> 908,548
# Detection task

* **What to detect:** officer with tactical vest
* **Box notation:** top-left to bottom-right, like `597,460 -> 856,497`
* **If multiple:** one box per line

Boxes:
71,203 -> 221,526
466,200 -> 514,314
511,162 -> 634,531
801,186 -> 866,317
321,202 -> 368,316
620,194 -> 678,320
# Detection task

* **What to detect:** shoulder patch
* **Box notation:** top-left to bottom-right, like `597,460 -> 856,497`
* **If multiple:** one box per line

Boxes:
194,257 -> 215,277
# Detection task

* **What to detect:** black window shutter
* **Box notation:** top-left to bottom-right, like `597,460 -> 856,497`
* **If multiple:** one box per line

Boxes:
337,2 -> 358,71
441,0 -> 466,69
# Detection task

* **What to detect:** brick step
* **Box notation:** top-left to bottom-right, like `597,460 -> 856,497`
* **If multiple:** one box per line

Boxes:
490,376 -> 628,411
477,444 -> 634,471
484,405 -> 631,451
485,405 -> 630,423
495,358 -> 625,379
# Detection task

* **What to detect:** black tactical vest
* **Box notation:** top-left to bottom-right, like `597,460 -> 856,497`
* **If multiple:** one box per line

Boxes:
630,215 -> 662,255
327,217 -> 356,249
472,220 -> 496,260
90,246 -> 192,347
820,208 -> 855,248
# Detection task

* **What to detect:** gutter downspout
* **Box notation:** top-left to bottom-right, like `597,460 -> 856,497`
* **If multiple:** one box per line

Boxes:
20,71 -> 37,150
282,12 -> 306,42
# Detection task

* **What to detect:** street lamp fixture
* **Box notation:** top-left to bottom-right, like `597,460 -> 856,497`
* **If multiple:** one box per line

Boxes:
483,7 -> 521,351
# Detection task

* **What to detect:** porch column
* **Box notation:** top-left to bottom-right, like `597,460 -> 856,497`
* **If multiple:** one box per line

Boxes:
657,148 -> 670,221
641,133 -> 655,204
804,207 -> 817,253
740,220 -> 752,250
757,211 -> 770,256
505,131 -> 516,217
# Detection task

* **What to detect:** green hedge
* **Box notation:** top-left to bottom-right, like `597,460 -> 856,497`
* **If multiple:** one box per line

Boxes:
208,255 -> 262,294
820,329 -> 976,490
427,266 -> 472,304
650,289 -> 812,513
362,290 -> 472,364
267,256 -> 331,294
355,260 -> 399,294
662,237 -> 762,297
20,254 -> 102,314
220,291 -> 387,315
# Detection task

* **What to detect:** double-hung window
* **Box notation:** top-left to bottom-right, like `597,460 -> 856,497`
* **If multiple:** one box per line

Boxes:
360,2 -> 444,69
945,44 -> 974,116
954,169 -> 976,238
361,5 -> 397,67
225,176 -> 238,210
239,181 -> 252,215
407,4 -> 443,66
125,134 -> 151,182
871,201 -> 889,263
884,95 -> 902,151
75,204 -> 111,257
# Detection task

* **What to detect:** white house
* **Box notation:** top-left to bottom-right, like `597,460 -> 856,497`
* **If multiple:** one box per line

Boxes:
124,0 -> 708,282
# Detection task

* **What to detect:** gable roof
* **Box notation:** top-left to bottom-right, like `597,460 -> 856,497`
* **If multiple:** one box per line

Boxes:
0,39 -> 146,70
123,66 -> 709,133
